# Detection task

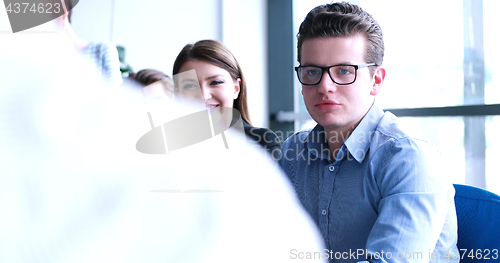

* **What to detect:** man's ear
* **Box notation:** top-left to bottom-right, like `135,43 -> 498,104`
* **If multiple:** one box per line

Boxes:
233,78 -> 241,99
370,66 -> 385,96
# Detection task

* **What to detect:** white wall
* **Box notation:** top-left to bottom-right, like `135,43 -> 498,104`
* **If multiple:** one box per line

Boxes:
70,0 -> 114,41
222,0 -> 268,127
71,0 -> 268,128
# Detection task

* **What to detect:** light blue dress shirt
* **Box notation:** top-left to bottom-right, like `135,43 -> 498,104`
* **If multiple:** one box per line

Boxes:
279,103 -> 458,263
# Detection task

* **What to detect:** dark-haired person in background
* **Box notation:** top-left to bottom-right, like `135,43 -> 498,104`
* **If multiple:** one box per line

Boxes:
129,69 -> 175,102
279,2 -> 458,262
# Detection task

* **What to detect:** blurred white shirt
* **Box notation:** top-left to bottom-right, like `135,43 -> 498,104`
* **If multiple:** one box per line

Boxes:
0,28 -> 327,263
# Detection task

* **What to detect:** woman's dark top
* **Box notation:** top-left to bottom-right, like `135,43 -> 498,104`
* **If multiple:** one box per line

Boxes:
243,121 -> 282,161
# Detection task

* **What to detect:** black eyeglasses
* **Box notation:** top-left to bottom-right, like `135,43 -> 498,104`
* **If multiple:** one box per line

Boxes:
295,63 -> 377,85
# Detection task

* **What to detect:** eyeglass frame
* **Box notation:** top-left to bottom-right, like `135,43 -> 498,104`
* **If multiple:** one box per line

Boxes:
294,63 -> 377,86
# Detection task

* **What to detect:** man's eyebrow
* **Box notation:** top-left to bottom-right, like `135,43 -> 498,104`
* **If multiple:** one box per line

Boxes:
300,62 -> 355,66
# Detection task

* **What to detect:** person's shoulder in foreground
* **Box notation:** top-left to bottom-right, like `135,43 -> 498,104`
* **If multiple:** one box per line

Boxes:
0,31 -> 328,262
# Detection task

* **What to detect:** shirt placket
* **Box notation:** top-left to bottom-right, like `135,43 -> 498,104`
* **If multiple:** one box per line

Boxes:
318,159 -> 338,246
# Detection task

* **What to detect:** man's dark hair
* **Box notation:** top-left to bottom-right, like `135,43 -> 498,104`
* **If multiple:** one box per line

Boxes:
297,1 -> 384,75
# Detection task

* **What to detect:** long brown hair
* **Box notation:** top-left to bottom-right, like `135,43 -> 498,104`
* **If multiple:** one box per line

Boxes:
172,40 -> 251,125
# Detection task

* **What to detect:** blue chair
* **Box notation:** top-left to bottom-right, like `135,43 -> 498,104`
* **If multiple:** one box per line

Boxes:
453,184 -> 500,262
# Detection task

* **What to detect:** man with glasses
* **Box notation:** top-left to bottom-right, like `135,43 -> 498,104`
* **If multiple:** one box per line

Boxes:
279,2 -> 458,262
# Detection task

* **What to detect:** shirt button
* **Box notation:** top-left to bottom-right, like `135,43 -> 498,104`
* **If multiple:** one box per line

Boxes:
322,210 -> 327,215
329,166 -> 335,172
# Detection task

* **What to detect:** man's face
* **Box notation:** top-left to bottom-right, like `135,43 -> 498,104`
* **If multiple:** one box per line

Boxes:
300,34 -> 384,133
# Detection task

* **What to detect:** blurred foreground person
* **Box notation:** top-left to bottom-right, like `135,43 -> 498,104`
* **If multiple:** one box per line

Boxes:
0,20 -> 326,263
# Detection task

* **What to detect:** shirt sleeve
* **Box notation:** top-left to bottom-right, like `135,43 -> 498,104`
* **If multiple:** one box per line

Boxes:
362,137 -> 457,263
98,42 -> 123,86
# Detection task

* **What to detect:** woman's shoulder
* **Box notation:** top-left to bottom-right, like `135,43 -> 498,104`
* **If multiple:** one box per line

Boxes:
242,122 -> 282,162
243,122 -> 280,143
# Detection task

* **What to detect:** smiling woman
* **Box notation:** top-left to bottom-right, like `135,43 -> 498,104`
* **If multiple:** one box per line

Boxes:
172,40 -> 282,159
177,60 -> 239,112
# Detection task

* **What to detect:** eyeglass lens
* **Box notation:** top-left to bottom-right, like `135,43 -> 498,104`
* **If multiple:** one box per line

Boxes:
298,65 -> 356,85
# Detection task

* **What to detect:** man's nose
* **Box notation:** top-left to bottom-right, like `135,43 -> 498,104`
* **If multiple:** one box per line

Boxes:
317,70 -> 337,94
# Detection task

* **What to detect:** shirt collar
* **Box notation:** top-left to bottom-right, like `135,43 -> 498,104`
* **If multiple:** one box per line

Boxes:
305,102 -> 384,163
344,102 -> 384,163
305,125 -> 331,160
